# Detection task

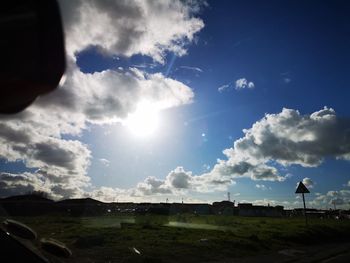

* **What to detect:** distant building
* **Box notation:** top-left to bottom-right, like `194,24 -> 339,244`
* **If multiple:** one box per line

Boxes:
212,201 -> 237,215
238,203 -> 284,217
169,203 -> 211,215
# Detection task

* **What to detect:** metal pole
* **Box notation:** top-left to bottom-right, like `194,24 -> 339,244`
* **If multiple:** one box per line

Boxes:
302,193 -> 308,226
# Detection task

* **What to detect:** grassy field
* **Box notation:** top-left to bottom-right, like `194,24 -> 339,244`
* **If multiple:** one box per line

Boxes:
3,214 -> 350,262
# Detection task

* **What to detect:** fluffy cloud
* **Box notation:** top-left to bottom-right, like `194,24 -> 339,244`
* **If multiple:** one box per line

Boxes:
83,168 -> 195,200
0,172 -> 86,200
206,160 -> 285,183
0,121 -> 91,199
166,166 -> 193,189
0,172 -> 48,198
86,186 -> 131,202
59,0 -> 204,63
233,107 -> 350,166
302,177 -> 314,189
199,107 -> 350,186
38,65 -> 194,125
218,84 -> 230,93
105,166 -> 232,198
132,167 -> 194,196
235,78 -> 255,90
310,190 -> 350,208
0,0 -> 204,199
218,78 -> 255,93
134,176 -> 172,196
255,184 -> 271,191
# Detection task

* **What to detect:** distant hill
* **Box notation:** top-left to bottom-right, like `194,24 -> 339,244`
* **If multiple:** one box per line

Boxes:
1,194 -> 54,203
0,195 -> 106,205
56,197 -> 104,205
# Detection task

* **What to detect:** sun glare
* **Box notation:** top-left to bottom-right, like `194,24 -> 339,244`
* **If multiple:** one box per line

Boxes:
124,102 -> 160,137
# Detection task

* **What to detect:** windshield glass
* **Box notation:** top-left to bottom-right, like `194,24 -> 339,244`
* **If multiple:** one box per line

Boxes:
1,0 -> 350,262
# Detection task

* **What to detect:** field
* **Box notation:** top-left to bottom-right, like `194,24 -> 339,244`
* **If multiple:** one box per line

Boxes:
3,214 -> 350,262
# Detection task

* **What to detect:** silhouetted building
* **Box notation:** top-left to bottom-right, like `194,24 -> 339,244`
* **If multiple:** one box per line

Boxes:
212,201 -> 237,215
238,203 -> 284,217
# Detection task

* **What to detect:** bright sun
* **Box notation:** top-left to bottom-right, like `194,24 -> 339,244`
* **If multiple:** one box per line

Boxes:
124,102 -> 160,137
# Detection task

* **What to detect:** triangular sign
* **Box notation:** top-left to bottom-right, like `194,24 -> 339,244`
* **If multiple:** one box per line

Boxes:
295,181 -> 310,194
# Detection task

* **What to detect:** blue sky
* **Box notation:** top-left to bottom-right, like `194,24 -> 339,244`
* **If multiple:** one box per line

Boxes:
1,0 -> 350,208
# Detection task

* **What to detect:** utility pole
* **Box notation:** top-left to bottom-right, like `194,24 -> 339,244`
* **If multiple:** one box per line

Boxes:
302,192 -> 307,225
227,192 -> 231,202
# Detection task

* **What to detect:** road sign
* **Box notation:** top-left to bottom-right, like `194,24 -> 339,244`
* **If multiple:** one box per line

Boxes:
295,181 -> 310,226
295,181 -> 310,194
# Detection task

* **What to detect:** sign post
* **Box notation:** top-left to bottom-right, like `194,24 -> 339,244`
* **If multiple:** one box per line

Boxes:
295,181 -> 310,226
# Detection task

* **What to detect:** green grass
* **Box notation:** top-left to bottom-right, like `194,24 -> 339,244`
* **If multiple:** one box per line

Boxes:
2,215 -> 350,262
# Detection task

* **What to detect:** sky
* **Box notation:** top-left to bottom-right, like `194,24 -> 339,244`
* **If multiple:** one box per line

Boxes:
1,0 -> 350,209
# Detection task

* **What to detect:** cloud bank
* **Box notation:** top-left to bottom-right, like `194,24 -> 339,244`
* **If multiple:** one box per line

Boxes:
59,0 -> 204,63
184,107 -> 350,193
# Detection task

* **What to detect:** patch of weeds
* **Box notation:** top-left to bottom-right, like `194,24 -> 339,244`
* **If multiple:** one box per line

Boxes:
248,234 -> 260,242
74,234 -> 105,248
143,256 -> 164,263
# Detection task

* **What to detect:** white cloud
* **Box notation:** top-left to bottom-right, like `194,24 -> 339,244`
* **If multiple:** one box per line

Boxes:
95,166 -> 235,199
179,66 -> 203,72
59,0 -> 204,63
251,199 -> 287,206
38,65 -> 194,125
202,164 -> 211,171
0,172 -> 50,198
219,78 -> 255,93
281,72 -> 292,84
166,167 -> 193,189
197,107 -> 350,185
0,171 -> 87,200
206,160 -> 285,183
132,167 -> 212,196
218,84 -> 230,93
133,176 -> 172,196
248,82 -> 255,89
284,78 -> 291,84
285,173 -> 294,179
310,189 -> 350,209
86,186 -> 130,202
0,121 -> 91,199
235,78 -> 255,90
99,158 -> 110,167
302,177 -> 314,189
232,107 -> 350,167
255,184 -> 271,191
